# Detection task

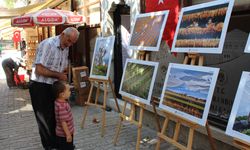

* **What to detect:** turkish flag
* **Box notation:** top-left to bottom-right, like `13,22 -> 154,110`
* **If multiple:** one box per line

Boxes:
146,0 -> 179,52
13,30 -> 21,42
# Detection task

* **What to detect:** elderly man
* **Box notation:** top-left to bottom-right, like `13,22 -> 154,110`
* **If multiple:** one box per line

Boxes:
29,27 -> 79,150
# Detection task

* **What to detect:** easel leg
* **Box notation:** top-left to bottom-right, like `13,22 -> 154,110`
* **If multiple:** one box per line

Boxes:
187,128 -> 194,150
108,77 -> 121,113
101,82 -> 108,137
136,107 -> 144,150
114,101 -> 127,145
173,122 -> 181,141
206,122 -> 216,150
80,82 -> 94,128
155,117 -> 169,150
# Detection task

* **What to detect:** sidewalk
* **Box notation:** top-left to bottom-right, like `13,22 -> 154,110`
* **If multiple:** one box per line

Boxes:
0,49 -> 177,149
0,79 -> 177,150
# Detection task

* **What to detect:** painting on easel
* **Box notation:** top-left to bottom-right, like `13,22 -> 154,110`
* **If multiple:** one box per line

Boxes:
159,63 -> 219,126
226,71 -> 250,143
171,0 -> 234,54
119,59 -> 158,105
90,36 -> 115,80
244,34 -> 250,53
128,10 -> 169,51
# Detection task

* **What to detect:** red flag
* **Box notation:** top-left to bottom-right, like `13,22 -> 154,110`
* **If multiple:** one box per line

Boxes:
13,30 -> 21,42
146,0 -> 179,56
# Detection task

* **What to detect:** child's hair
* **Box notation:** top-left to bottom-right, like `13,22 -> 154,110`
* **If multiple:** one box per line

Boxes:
52,81 -> 66,99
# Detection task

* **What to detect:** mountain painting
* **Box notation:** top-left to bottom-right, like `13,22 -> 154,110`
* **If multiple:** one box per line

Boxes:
159,63 -> 219,126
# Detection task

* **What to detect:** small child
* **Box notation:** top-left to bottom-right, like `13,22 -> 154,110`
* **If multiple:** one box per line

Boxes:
53,81 -> 74,150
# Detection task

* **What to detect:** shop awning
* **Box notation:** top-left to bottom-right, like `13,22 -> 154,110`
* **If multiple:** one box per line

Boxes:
0,0 -> 67,30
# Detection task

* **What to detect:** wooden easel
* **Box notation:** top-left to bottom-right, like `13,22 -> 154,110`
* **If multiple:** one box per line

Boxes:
113,96 -> 146,150
233,138 -> 250,150
80,77 -> 121,137
156,53 -> 216,150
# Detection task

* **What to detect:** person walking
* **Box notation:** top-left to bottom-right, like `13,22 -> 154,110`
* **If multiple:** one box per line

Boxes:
29,27 -> 79,150
20,38 -> 26,58
1,57 -> 25,88
53,81 -> 75,150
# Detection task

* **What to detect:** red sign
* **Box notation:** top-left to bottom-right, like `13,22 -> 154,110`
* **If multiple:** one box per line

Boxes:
13,30 -> 21,42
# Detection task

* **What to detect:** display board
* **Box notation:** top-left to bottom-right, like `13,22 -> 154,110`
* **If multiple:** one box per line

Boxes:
159,63 -> 219,126
226,71 -> 250,143
90,36 -> 115,80
119,59 -> 158,105
171,0 -> 234,54
128,10 -> 169,51
244,34 -> 250,53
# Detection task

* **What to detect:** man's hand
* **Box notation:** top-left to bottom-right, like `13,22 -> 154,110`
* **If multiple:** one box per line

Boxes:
58,73 -> 67,81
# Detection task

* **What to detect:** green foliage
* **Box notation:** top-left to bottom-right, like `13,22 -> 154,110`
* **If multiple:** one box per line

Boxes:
235,116 -> 248,121
92,65 -> 107,76
242,129 -> 250,136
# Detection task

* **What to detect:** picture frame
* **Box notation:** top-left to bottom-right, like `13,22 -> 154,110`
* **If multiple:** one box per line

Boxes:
159,63 -> 219,126
119,59 -> 158,105
244,34 -> 250,53
226,71 -> 250,143
171,0 -> 234,54
128,10 -> 169,51
90,36 -> 115,80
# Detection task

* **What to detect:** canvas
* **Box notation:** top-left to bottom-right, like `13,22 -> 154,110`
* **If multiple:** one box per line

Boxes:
128,10 -> 169,51
171,0 -> 234,54
119,59 -> 158,105
226,71 -> 250,143
244,34 -> 250,53
90,36 -> 115,80
159,63 -> 219,126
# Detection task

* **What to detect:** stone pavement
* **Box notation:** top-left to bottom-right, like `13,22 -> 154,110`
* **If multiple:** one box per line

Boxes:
0,82 -> 177,150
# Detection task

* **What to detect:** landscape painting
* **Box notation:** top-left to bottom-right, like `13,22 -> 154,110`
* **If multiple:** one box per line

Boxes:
244,34 -> 250,53
159,63 -> 219,126
171,0 -> 234,54
90,36 -> 115,80
226,71 -> 250,143
128,10 -> 169,51
119,59 -> 158,105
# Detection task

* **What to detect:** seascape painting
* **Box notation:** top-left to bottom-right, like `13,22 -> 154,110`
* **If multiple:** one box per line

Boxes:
128,11 -> 169,51
90,36 -> 115,80
226,71 -> 250,143
171,0 -> 234,53
159,63 -> 219,126
119,59 -> 158,105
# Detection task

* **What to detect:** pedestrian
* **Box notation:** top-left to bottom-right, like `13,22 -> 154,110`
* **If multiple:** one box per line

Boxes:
20,38 -> 26,58
53,81 -> 74,150
29,27 -> 79,150
1,57 -> 25,88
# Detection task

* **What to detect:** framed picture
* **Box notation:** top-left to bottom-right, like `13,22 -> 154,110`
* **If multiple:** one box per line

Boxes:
171,0 -> 234,54
226,71 -> 250,143
128,10 -> 169,51
244,34 -> 250,53
90,36 -> 115,80
159,63 -> 219,126
119,59 -> 158,105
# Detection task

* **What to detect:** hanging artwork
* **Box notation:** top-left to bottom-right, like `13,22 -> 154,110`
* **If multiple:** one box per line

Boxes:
244,34 -> 250,53
159,63 -> 219,126
128,10 -> 169,51
90,36 -> 115,80
226,71 -> 250,143
171,0 -> 234,54
119,59 -> 158,105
